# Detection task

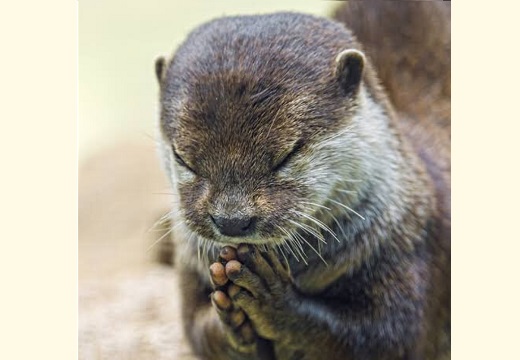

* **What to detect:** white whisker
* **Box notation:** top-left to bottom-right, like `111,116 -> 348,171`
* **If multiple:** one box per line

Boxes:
277,225 -> 301,263
276,244 -> 290,267
292,230 -> 328,266
328,199 -> 366,220
146,220 -> 184,252
293,210 -> 339,243
288,219 -> 326,244
337,189 -> 357,194
300,201 -> 331,211
314,124 -> 355,149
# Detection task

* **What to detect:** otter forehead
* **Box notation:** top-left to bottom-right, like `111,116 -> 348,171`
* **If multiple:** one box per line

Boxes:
168,74 -> 303,180
162,12 -> 359,100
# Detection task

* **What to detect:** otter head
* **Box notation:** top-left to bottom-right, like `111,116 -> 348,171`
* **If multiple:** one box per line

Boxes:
156,16 -> 366,246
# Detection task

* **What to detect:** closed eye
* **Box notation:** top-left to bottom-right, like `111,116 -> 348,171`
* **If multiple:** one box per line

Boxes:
172,148 -> 196,174
273,140 -> 304,172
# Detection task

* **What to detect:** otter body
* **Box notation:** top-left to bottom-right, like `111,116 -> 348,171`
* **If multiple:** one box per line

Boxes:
156,2 -> 450,359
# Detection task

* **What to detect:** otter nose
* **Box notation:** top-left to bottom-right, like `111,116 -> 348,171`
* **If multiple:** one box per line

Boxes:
210,215 -> 255,237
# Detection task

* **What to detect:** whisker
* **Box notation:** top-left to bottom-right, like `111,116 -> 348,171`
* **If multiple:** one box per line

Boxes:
275,244 -> 289,266
277,225 -> 301,263
314,124 -> 355,149
141,131 -> 159,144
328,213 -> 347,243
201,239 -> 205,264
284,240 -> 300,263
301,205 -> 344,243
299,204 -> 345,243
146,228 -> 173,252
197,237 -> 203,263
328,199 -> 366,220
284,236 -> 303,263
293,210 -> 340,243
203,238 -> 211,264
151,192 -> 176,195
186,231 -> 196,251
288,219 -> 326,244
211,243 -> 218,261
287,231 -> 308,265
146,220 -> 184,252
147,211 -> 173,233
337,189 -> 357,194
300,201 -> 331,211
289,230 -> 308,259
293,230 -> 328,266
147,226 -> 174,232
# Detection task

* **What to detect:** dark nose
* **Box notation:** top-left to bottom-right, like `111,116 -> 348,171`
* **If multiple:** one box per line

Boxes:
210,215 -> 256,237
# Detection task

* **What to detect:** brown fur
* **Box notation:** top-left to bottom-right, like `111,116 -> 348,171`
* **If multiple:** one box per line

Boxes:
332,6 -> 451,355
156,2 -> 450,359
333,0 -> 451,131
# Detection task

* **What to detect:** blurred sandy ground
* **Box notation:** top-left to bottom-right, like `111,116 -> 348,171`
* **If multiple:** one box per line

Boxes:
79,1 -> 333,359
79,141 -> 194,359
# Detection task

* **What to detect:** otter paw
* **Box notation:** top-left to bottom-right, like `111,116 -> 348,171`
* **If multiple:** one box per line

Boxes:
211,289 -> 256,351
208,245 -> 239,288
224,244 -> 295,340
209,246 -> 257,352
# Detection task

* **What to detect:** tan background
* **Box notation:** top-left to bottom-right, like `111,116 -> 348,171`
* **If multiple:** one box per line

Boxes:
2,0 -> 520,359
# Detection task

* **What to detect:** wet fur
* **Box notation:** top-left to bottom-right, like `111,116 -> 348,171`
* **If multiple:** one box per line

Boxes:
156,2 -> 450,359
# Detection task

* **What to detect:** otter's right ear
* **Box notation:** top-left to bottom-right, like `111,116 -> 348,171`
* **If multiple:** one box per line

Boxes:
335,49 -> 365,95
155,56 -> 166,84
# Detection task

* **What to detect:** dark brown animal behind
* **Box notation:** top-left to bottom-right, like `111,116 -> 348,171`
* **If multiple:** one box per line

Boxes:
333,2 -> 451,358
333,0 -> 451,130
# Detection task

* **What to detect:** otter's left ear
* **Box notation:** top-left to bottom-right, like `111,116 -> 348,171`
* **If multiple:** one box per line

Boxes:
335,49 -> 365,95
155,56 -> 166,84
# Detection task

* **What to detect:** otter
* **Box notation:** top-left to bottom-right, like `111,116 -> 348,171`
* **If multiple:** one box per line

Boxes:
154,1 -> 450,359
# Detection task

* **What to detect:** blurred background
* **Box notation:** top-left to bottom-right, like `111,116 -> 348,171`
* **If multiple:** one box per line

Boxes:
79,1 -> 335,359
80,0 -> 333,161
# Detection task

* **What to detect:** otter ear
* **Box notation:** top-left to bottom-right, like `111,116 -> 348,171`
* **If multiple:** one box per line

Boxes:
335,49 -> 365,95
155,56 -> 166,84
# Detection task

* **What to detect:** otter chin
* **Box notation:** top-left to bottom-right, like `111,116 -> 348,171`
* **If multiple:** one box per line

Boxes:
155,3 -> 450,359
